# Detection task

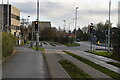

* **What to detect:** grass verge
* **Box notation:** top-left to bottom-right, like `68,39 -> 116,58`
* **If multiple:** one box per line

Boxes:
85,51 -> 120,61
107,62 -> 120,68
63,51 -> 120,80
31,47 -> 44,53
65,43 -> 80,47
34,45 -> 42,47
59,60 -> 92,79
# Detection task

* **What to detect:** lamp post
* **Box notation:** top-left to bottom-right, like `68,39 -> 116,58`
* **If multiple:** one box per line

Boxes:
69,22 -> 71,30
90,23 -> 93,51
1,0 -> 3,31
36,0 -> 39,51
27,16 -> 30,27
7,0 -> 9,33
75,7 -> 79,41
63,20 -> 66,31
108,0 -> 111,53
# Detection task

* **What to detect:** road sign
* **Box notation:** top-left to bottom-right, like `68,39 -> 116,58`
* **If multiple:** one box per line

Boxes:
67,33 -> 72,36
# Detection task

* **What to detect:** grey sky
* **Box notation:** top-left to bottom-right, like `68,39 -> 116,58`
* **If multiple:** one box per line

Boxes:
0,0 -> 119,30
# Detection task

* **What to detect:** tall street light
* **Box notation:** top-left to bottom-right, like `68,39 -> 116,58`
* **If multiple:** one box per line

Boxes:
63,20 -> 66,31
108,0 -> 111,53
75,7 -> 79,41
36,0 -> 40,51
1,0 -> 3,31
27,16 -> 30,27
7,0 -> 9,33
37,0 -> 39,21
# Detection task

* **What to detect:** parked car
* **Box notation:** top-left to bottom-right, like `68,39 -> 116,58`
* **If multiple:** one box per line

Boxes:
76,39 -> 80,42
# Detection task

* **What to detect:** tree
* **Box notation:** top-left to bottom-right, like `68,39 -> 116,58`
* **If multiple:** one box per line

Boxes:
76,28 -> 83,40
96,22 -> 106,42
111,28 -> 120,59
95,21 -> 112,43
82,26 -> 88,33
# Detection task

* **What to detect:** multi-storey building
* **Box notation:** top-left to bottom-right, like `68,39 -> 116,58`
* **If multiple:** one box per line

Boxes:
0,4 -> 20,37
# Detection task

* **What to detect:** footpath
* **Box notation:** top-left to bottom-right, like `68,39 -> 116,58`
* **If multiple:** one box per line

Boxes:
2,46 -> 47,78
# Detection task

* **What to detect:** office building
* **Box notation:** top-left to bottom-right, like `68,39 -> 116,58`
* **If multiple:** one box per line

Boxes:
0,4 -> 20,36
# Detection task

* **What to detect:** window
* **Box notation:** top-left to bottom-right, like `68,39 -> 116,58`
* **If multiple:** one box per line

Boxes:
11,13 -> 20,21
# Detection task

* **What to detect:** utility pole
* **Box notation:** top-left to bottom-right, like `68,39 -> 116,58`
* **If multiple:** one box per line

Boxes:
69,22 -> 71,30
63,20 -> 66,31
7,0 -> 9,33
27,16 -> 30,28
1,0 -> 3,31
37,0 -> 39,21
75,7 -> 79,41
31,21 -> 34,47
36,0 -> 39,51
63,20 -> 66,32
108,0 -> 111,53
90,23 -> 93,51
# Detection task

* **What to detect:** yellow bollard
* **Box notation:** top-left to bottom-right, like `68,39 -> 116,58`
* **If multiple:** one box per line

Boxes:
98,41 -> 100,45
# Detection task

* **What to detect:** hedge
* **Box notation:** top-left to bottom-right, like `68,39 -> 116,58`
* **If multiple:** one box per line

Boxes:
2,32 -> 17,58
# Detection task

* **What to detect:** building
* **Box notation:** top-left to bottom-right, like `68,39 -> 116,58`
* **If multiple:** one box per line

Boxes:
0,4 -> 20,37
32,21 -> 51,31
118,1 -> 120,27
39,21 -> 51,30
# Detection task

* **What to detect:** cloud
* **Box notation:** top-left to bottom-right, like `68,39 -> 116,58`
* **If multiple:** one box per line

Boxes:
12,2 -> 36,15
40,1 -> 118,29
1,0 -> 118,30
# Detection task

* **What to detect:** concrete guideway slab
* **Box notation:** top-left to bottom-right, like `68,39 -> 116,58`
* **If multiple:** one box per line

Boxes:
44,49 -> 71,78
68,50 -> 120,74
2,47 -> 46,78
59,50 -> 113,79
45,49 -> 113,79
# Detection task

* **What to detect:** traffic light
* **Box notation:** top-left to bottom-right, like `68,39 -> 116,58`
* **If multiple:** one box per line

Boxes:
90,25 -> 93,34
105,30 -> 108,35
69,30 -> 71,34
35,21 -> 39,31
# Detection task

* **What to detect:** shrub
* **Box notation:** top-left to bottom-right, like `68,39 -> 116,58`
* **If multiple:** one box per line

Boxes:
2,32 -> 17,58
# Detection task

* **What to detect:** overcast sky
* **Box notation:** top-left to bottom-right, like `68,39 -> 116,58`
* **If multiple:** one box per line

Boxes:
1,0 -> 119,30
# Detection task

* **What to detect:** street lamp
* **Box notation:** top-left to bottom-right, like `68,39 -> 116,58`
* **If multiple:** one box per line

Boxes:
28,16 -> 30,23
1,0 -> 3,31
75,7 -> 79,41
7,0 -> 9,33
90,23 -> 93,51
27,16 -> 30,28
36,0 -> 40,51
63,20 -> 66,31
69,22 -> 71,31
108,0 -> 111,53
